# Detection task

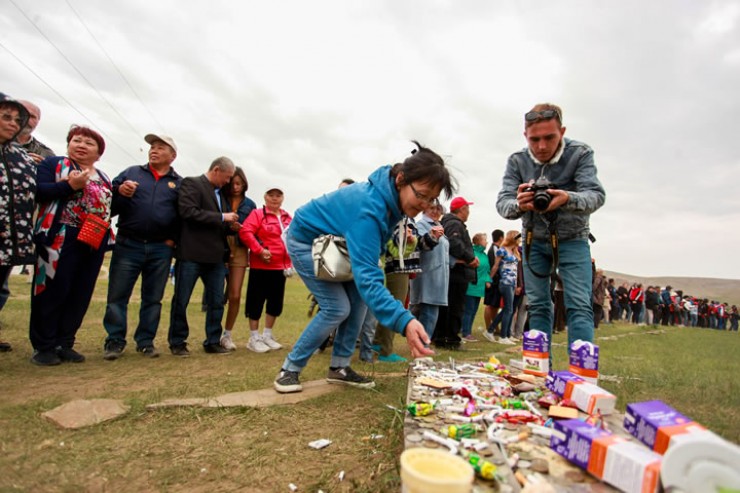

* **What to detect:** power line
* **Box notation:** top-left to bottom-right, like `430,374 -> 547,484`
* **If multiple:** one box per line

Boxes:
9,0 -> 145,140
64,0 -> 170,135
0,39 -> 140,162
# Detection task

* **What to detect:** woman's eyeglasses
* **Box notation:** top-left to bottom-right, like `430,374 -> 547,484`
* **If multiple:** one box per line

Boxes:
409,183 -> 439,206
0,113 -> 24,127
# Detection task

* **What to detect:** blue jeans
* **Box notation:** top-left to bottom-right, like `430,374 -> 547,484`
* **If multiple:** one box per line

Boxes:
168,259 -> 226,347
103,237 -> 174,348
282,232 -> 368,372
415,303 -> 440,340
523,238 -> 593,355
491,283 -> 515,338
461,295 -> 481,337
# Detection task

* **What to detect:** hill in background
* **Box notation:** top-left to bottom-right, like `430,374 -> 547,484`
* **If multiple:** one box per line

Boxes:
604,271 -> 740,305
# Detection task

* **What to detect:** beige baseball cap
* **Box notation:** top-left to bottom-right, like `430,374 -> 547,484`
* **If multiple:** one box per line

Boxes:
144,133 -> 177,153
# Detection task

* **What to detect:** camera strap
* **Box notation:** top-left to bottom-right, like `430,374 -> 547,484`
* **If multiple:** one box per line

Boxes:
524,212 -> 559,278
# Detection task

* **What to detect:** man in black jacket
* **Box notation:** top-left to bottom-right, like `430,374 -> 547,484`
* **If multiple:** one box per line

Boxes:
168,157 -> 239,356
432,197 -> 479,350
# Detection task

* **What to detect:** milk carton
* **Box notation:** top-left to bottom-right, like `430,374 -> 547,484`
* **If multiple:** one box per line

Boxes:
569,340 -> 599,384
551,419 -> 661,493
624,400 -> 707,454
546,370 -> 617,416
522,330 -> 549,377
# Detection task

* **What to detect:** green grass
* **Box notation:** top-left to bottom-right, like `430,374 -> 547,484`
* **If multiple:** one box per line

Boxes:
0,265 -> 738,491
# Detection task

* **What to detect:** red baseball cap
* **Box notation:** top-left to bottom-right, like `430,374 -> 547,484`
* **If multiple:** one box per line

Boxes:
450,196 -> 474,211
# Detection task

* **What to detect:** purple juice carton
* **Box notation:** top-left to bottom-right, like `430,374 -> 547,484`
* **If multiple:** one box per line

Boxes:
569,340 -> 599,384
623,400 -> 707,454
522,329 -> 549,376
551,419 -> 661,493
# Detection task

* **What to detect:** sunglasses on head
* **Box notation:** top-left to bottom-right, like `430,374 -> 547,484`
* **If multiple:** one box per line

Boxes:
524,109 -> 561,123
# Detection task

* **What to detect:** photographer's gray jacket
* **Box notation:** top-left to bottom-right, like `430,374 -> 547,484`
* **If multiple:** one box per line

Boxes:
496,138 -> 605,241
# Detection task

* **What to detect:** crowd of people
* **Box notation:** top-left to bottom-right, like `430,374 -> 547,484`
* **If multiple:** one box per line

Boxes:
2,94 -> 734,392
592,276 -> 739,331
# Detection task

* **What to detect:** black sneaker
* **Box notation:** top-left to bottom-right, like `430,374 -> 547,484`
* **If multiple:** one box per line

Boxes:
203,343 -> 231,355
136,345 -> 160,358
326,366 -> 375,389
103,342 -> 125,361
170,344 -> 190,357
274,370 -> 302,393
57,347 -> 86,363
30,350 -> 62,366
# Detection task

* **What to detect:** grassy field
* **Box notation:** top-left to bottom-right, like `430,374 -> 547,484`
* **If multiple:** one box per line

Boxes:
0,267 -> 738,492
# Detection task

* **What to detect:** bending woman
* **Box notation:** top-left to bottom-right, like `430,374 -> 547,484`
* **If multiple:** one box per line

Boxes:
274,142 -> 454,393
30,126 -> 112,365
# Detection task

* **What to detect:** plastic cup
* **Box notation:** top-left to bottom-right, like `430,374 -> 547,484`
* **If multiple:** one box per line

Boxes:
400,448 -> 474,493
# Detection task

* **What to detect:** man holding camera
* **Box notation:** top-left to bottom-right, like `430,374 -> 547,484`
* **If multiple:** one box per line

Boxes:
496,103 -> 605,355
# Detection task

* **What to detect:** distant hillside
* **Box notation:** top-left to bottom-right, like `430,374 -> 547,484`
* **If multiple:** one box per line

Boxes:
603,271 -> 740,305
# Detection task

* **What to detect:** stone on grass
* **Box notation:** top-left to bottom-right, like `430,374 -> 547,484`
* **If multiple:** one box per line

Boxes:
42,399 -> 130,429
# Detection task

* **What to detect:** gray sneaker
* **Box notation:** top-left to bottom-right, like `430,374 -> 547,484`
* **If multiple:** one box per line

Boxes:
274,370 -> 302,393
136,345 -> 160,358
326,366 -> 375,389
103,342 -> 125,361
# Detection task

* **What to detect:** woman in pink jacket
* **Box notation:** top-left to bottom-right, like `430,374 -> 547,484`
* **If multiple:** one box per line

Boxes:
239,187 -> 292,353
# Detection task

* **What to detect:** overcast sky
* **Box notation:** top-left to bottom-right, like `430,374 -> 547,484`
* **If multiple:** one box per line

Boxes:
2,0 -> 739,279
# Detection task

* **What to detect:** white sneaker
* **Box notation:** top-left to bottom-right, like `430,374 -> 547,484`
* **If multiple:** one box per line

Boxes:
501,337 -> 516,345
220,334 -> 237,351
261,334 -> 283,350
246,336 -> 270,353
482,330 -> 498,343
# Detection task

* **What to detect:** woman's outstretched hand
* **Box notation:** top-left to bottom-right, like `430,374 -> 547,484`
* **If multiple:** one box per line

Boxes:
404,319 -> 435,359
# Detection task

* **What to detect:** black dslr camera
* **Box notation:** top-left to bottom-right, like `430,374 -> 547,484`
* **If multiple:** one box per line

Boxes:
526,176 -> 556,212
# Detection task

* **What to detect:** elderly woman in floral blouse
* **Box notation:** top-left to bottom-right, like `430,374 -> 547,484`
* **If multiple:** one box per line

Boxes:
29,126 -> 113,366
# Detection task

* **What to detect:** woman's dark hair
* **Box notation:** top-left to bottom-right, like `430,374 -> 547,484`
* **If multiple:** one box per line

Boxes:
390,140 -> 456,200
223,166 -> 248,199
67,125 -> 106,156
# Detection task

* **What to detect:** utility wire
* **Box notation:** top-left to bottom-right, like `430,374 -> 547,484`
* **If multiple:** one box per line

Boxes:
64,0 -> 170,135
9,0 -> 145,140
0,39 -> 140,162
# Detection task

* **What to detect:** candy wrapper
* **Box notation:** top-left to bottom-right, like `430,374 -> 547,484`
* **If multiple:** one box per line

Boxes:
522,330 -> 549,377
407,401 -> 435,417
467,452 -> 497,480
441,423 -> 477,440
569,340 -> 599,384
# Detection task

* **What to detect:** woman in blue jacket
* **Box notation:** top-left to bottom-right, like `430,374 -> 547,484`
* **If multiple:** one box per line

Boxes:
275,142 -> 454,393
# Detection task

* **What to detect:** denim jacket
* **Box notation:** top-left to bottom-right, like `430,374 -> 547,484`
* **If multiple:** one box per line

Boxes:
496,138 -> 605,241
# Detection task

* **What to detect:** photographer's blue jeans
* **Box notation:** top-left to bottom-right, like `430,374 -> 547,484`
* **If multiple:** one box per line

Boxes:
461,295 -> 481,337
523,238 -> 593,357
103,237 -> 174,348
359,309 -> 377,362
416,303 -> 440,340
282,232 -> 368,373
491,283 -> 515,339
168,259 -> 226,348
